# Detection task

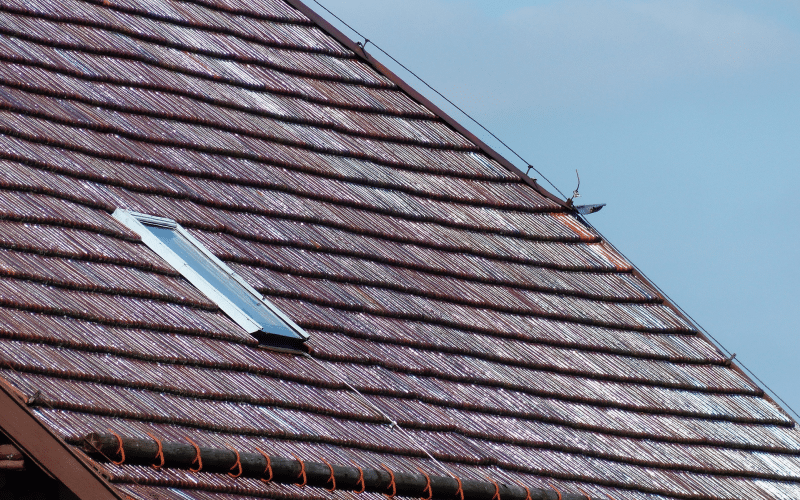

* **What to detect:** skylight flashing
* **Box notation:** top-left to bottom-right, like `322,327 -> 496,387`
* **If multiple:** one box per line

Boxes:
131,212 -> 177,229
113,209 -> 308,348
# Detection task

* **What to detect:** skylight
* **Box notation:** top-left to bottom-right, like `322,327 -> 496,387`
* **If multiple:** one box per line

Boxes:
113,209 -> 308,349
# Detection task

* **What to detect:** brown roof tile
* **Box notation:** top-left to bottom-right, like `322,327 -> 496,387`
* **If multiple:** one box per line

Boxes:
0,0 -> 797,499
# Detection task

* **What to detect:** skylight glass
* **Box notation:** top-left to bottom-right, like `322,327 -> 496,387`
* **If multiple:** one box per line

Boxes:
113,209 -> 308,348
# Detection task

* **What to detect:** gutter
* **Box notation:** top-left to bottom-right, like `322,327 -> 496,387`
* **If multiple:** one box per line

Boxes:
84,433 -> 586,500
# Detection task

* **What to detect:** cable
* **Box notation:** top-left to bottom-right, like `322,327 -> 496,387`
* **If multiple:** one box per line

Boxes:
309,0 -> 567,200
580,216 -> 800,423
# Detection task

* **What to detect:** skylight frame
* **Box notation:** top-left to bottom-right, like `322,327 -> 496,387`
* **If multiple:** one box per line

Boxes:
113,209 -> 309,345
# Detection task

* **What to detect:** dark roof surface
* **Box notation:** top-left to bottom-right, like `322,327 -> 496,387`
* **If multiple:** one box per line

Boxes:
0,0 -> 798,499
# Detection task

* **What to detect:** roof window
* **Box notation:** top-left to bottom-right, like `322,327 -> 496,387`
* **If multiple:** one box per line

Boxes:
113,209 -> 308,349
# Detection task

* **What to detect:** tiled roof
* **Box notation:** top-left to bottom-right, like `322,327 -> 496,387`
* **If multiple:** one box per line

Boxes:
0,0 -> 798,499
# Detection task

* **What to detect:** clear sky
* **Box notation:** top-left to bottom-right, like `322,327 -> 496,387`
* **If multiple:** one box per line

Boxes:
311,0 -> 800,417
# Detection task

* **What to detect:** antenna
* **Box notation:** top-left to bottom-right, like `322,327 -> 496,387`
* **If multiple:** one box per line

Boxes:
565,170 -> 581,207
572,169 -> 581,200
566,170 -> 605,214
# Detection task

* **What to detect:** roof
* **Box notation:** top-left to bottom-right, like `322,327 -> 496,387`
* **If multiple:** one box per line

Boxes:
0,0 -> 798,499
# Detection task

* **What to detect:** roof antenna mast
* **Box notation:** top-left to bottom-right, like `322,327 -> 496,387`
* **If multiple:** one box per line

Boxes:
572,169 -> 581,200
567,169 -> 606,215
565,169 -> 580,207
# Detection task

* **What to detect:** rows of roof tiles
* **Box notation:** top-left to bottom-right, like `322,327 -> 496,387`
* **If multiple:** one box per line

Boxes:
0,7 -> 440,116
121,0 -> 313,24
0,296 -> 785,450
18,395 -> 800,500
0,131 -> 546,211
0,249 -> 213,306
0,70 -> 471,155
0,331 -> 793,458
0,294 -> 787,438
0,306 -> 728,396
3,295 -> 800,499
0,37 -> 434,122
0,219 -> 624,319
0,179 -> 564,254
227,249 -> 656,303
0,114 -> 534,208
0,222 -> 176,274
0,246 -> 737,399
0,99 -> 493,180
309,333 -> 754,395
0,0 -> 798,498
0,156 -> 613,277
241,266 -> 689,332
0,64 -> 467,151
0,178 -> 608,277
44,0 -> 352,56
0,0 -> 500,168
297,311 -> 721,363
0,277 -> 244,337
0,171 -> 792,496
0,328 -> 770,420
0,9 -> 388,86
0,187 -> 681,334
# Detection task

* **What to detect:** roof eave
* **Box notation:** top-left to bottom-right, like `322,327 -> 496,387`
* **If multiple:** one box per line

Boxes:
0,378 -> 125,500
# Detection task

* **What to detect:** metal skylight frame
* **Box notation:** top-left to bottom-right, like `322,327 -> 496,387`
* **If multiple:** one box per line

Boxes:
113,209 -> 309,346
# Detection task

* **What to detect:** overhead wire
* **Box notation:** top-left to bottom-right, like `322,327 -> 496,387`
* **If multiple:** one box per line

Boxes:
309,0 -> 800,424
309,0 -> 568,200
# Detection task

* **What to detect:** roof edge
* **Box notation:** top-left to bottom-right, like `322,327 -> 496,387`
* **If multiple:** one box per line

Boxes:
0,378 -> 125,500
281,0 -> 570,210
282,0 -> 795,426
580,220 -> 795,425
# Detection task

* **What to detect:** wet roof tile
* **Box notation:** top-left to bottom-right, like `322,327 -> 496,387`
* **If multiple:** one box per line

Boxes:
0,1 -> 797,499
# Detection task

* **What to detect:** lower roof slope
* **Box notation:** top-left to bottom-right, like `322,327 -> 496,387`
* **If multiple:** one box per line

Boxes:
0,0 -> 797,499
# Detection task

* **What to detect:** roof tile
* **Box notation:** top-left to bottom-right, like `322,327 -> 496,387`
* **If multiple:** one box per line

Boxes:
0,0 -> 797,499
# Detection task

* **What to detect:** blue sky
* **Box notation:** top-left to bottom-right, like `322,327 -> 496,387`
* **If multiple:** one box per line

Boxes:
311,0 -> 800,417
